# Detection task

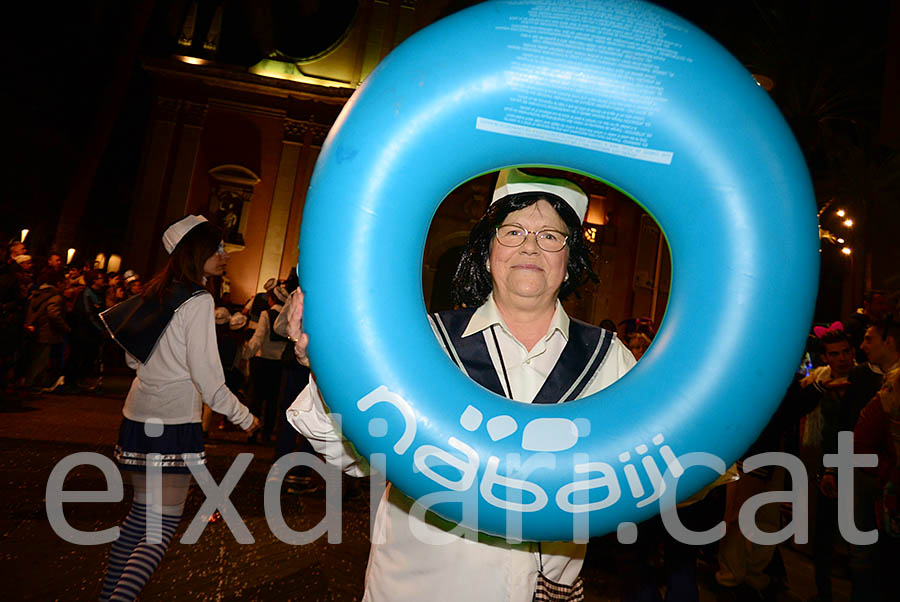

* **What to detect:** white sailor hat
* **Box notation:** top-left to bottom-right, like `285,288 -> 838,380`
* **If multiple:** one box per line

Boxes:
272,285 -> 288,303
229,313 -> 248,330
214,307 -> 231,325
162,215 -> 208,254
491,168 -> 588,223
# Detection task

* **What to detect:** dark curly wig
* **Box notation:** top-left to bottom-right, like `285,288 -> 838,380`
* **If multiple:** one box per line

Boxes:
451,192 -> 597,308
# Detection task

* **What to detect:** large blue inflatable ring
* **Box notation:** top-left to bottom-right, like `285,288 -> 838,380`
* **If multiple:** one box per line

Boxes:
298,0 -> 818,541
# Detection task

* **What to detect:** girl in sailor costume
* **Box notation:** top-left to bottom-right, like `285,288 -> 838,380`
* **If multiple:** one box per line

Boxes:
97,215 -> 259,602
285,170 -> 636,602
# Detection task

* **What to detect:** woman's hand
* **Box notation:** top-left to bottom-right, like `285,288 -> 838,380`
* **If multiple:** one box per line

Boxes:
244,415 -> 261,434
287,289 -> 310,367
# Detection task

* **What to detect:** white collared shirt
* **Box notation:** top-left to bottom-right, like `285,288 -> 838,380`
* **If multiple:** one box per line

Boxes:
454,293 -> 632,402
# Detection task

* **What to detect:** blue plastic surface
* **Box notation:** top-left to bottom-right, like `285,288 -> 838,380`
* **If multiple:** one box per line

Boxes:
298,0 -> 819,540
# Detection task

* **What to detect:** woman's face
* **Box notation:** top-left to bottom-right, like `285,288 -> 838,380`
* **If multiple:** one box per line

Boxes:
628,334 -> 650,361
203,244 -> 229,277
488,200 -> 569,310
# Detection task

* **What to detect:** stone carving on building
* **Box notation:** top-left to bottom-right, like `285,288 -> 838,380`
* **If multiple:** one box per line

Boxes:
208,164 -> 261,250
284,117 -> 330,146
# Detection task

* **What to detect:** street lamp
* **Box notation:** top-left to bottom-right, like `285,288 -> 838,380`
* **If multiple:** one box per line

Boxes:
843,218 -> 853,228
841,247 -> 852,256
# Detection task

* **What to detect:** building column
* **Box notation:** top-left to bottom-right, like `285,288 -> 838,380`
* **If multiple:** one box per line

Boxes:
161,101 -> 208,235
124,98 -> 179,277
125,98 -> 207,277
279,118 -> 330,279
256,119 -> 305,291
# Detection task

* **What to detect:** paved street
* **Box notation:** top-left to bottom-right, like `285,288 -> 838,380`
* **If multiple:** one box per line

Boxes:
0,378 -> 849,601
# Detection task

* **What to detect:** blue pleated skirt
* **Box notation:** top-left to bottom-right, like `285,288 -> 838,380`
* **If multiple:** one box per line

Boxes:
115,417 -> 206,474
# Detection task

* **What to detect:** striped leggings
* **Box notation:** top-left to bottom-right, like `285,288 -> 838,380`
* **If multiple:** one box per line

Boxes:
99,472 -> 191,602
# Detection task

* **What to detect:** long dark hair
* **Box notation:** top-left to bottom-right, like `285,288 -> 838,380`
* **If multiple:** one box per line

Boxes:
451,192 -> 597,308
143,221 -> 221,301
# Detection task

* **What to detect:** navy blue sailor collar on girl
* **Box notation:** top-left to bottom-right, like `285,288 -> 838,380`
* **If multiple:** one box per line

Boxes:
100,282 -> 208,364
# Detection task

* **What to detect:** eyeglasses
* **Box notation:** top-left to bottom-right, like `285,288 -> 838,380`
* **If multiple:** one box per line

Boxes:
495,225 -> 568,252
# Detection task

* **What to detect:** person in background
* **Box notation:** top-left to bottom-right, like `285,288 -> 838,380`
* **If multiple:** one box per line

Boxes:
618,316 -> 656,343
599,318 -> 617,333
122,270 -> 142,298
242,277 -> 277,333
47,252 -> 63,273
852,366 -> 900,602
227,311 -> 250,385
63,269 -> 107,392
845,290 -> 892,363
789,324 -> 855,602
97,215 -> 258,601
8,240 -> 27,262
844,318 -> 899,601
0,241 -> 28,401
270,270 -> 317,493
243,283 -> 289,443
15,254 -> 33,273
106,272 -> 125,308
13,255 -> 34,296
23,268 -> 70,390
62,264 -> 86,312
626,331 -> 652,362
222,312 -> 248,393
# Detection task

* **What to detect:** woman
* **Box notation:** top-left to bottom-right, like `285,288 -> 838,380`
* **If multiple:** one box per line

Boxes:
626,332 -> 652,362
105,272 -> 125,309
98,215 -> 259,602
242,283 -> 289,443
285,169 -> 635,602
23,267 -> 70,389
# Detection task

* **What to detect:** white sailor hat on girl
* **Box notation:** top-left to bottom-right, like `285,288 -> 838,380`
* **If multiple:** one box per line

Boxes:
162,215 -> 208,254
491,168 -> 588,223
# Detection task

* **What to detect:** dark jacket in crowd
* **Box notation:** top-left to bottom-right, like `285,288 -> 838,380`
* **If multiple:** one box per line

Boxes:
72,287 -> 105,338
25,284 -> 70,344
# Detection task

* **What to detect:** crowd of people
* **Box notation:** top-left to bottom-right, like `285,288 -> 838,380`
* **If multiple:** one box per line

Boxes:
3,174 -> 899,602
0,236 -> 310,457
0,241 -> 146,397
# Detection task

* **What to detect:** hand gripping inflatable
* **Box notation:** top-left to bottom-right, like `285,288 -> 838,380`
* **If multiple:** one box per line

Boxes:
298,0 -> 818,540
